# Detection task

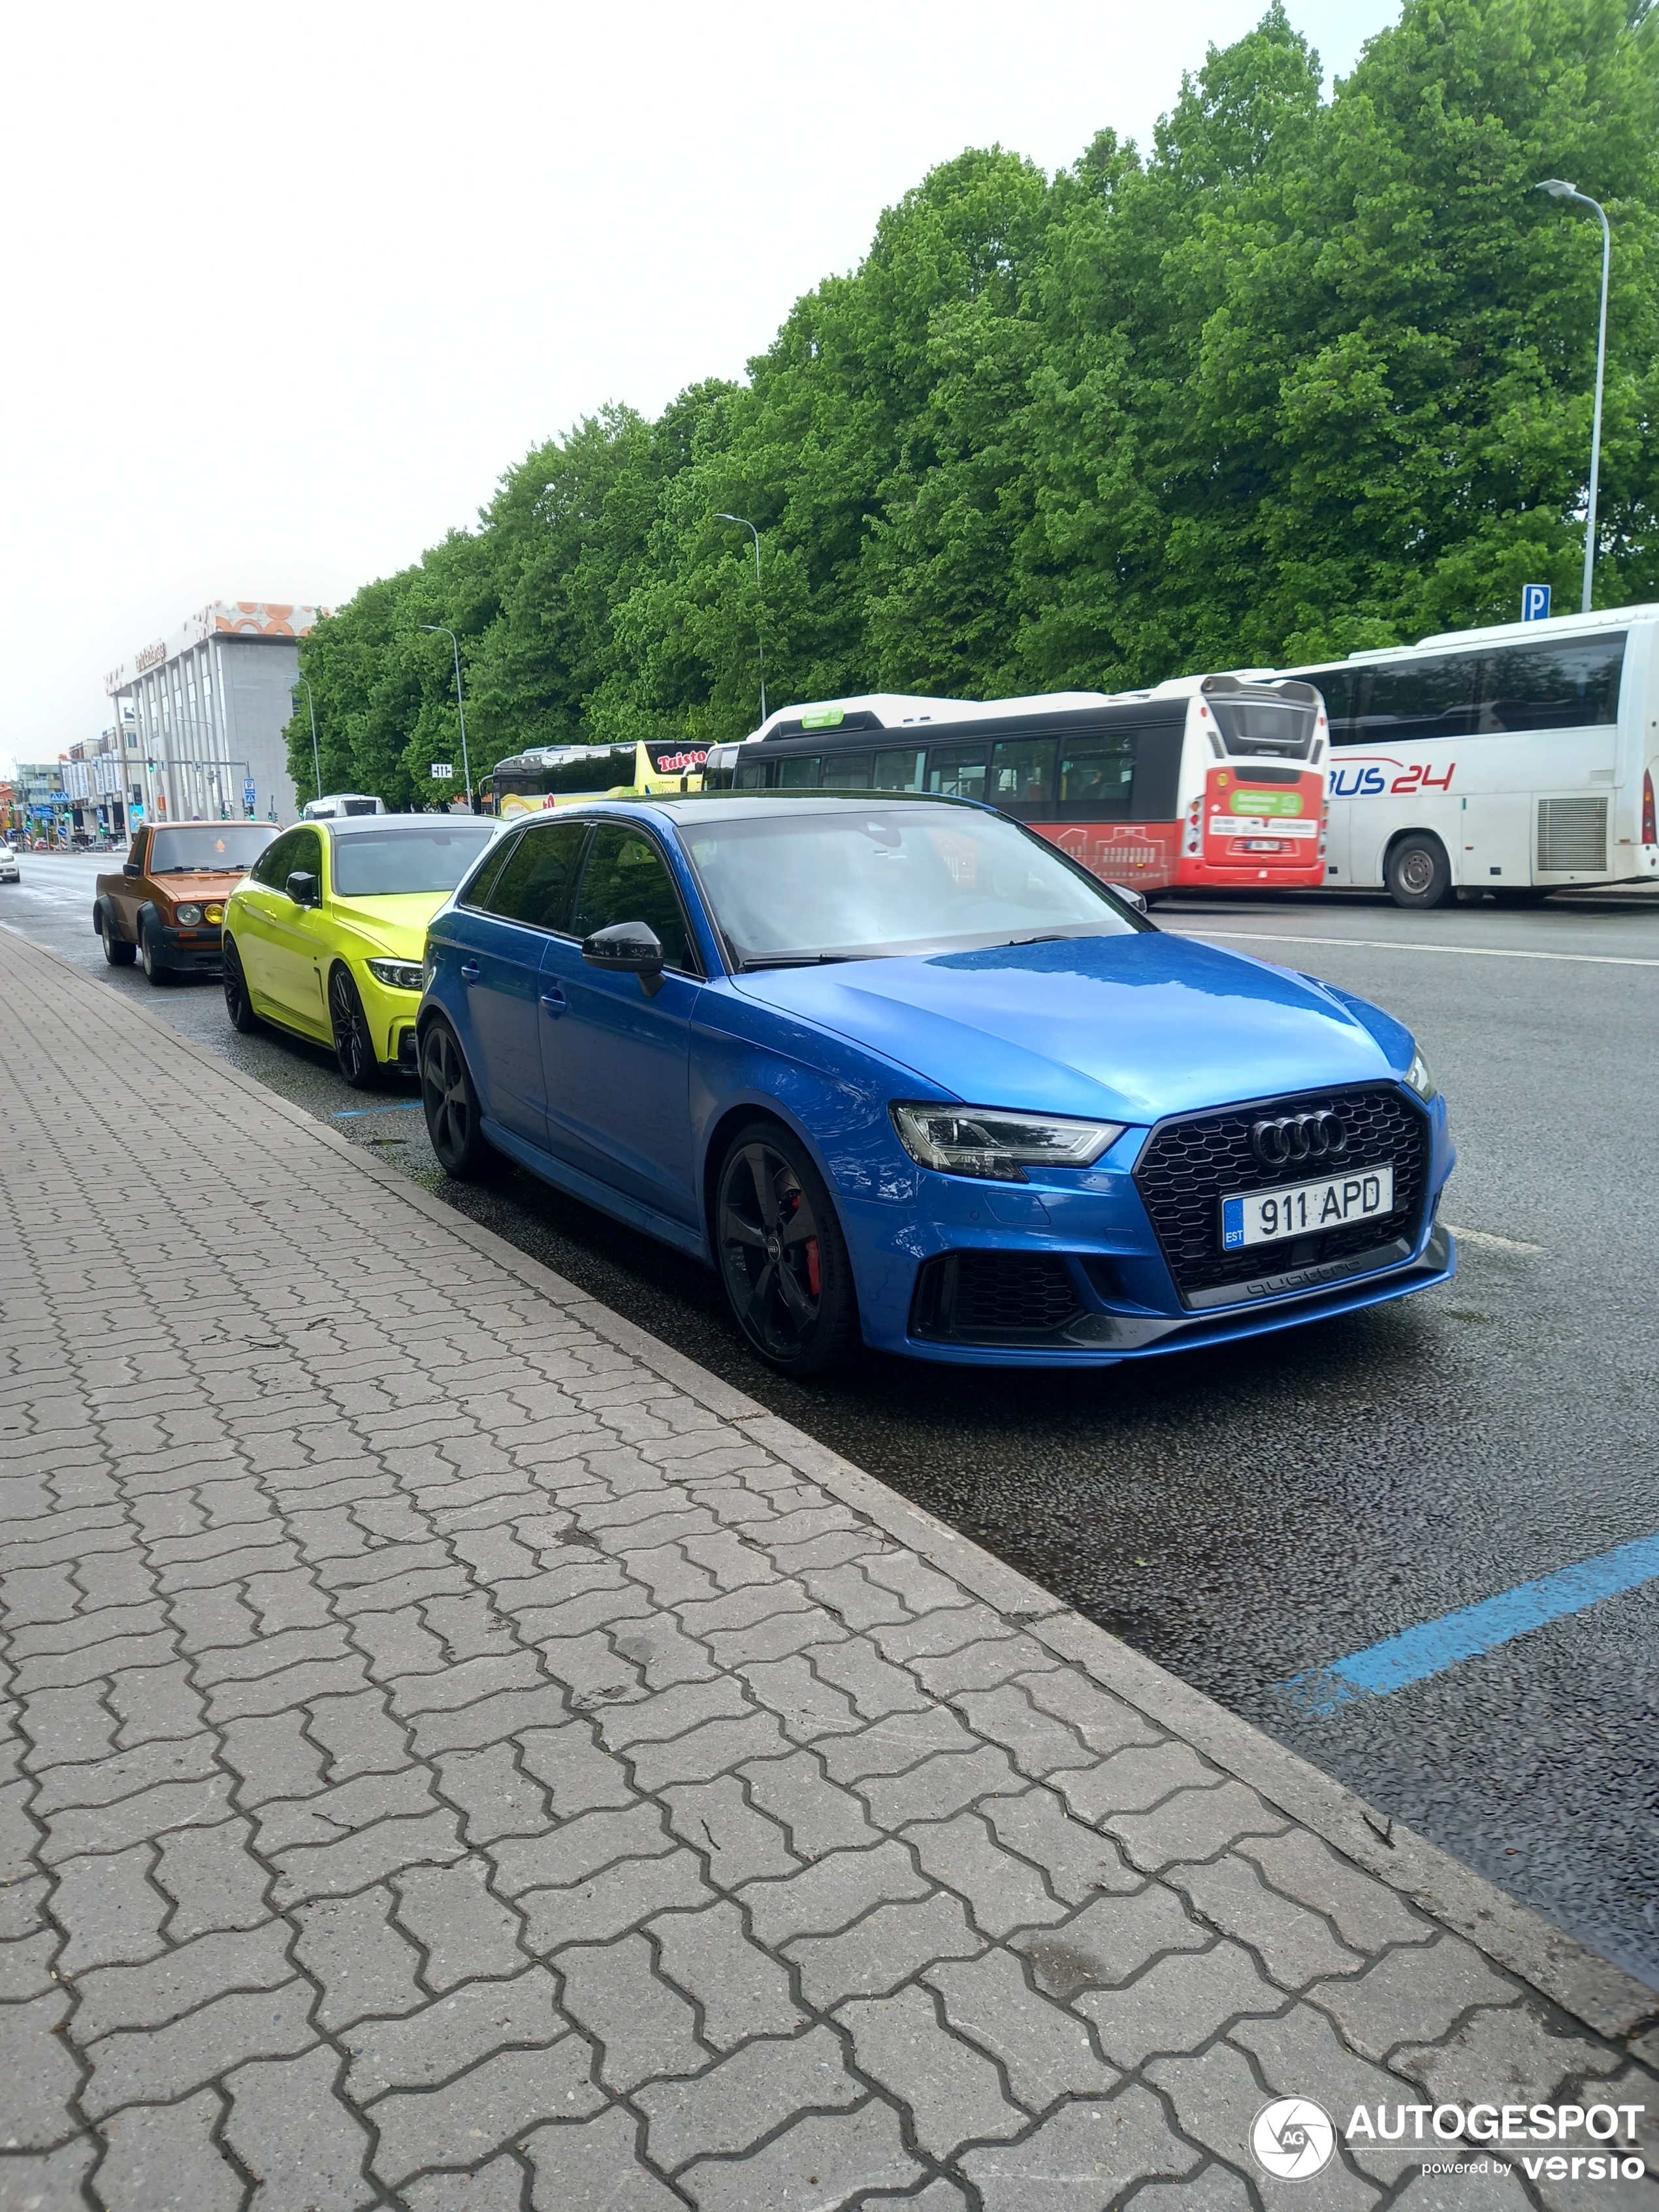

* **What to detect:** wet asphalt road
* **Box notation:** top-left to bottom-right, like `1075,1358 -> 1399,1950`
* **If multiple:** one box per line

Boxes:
7,854 -> 1657,1989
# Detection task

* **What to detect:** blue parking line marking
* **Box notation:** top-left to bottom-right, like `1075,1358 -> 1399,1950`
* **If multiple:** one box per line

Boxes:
332,1102 -> 425,1119
1282,1531 -> 1659,1714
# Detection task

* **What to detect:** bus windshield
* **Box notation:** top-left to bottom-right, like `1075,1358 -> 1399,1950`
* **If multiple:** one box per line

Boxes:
682,805 -> 1144,966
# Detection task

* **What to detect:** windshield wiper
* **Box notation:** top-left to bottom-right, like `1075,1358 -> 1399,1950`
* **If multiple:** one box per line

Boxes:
735,952 -> 866,972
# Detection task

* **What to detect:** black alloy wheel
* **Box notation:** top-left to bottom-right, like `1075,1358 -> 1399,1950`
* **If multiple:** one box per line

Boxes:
222,935 -> 261,1033
101,910 -> 135,967
140,923 -> 169,984
1384,832 -> 1453,910
715,1120 -> 858,1374
329,965 -> 379,1089
421,1020 -> 492,1178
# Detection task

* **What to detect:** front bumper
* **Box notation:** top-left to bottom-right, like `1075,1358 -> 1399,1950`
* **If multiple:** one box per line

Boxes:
354,965 -> 423,1074
156,924 -> 223,973
842,1087 -> 1455,1367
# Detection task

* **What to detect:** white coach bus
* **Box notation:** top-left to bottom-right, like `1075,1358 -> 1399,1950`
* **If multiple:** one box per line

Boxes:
1288,604 -> 1659,907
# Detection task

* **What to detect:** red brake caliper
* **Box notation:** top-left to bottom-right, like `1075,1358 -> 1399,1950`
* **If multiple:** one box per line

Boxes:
805,1240 -> 821,1298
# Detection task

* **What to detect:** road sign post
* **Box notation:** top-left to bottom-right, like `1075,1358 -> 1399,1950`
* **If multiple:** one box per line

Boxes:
1522,584 -> 1552,622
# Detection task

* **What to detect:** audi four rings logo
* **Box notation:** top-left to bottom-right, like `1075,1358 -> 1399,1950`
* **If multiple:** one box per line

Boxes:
1250,1110 -> 1348,1167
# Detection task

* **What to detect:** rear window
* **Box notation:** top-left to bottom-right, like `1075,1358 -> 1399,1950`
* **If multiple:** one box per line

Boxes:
331,825 -> 495,897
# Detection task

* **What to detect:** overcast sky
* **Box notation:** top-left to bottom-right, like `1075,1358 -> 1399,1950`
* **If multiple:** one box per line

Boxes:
1,0 -> 1400,771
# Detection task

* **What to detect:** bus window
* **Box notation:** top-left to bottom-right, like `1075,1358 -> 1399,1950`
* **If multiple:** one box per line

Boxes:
927,748 -> 988,801
735,756 -> 772,790
1059,730 -> 1136,818
1131,727 -> 1185,820
822,753 -> 871,789
989,739 -> 1058,807
777,756 -> 821,788
872,747 -> 926,791
1336,654 -> 1485,745
1480,633 -> 1624,733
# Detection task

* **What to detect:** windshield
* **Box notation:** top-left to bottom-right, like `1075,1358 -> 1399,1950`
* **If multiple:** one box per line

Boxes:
1207,687 -> 1319,760
681,805 -> 1145,966
150,826 -> 278,873
332,825 -> 494,897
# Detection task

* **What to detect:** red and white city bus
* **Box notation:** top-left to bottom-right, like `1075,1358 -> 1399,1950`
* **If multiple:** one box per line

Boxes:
701,679 -> 1330,894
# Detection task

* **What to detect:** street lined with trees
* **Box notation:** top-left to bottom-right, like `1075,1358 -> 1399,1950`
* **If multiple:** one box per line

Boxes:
287,0 -> 1658,810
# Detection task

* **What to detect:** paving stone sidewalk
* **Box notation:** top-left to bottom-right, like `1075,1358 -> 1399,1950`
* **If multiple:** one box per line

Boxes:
1,927 -> 1654,2212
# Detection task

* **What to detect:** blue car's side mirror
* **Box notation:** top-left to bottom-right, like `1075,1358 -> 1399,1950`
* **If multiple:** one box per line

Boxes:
583,921 -> 665,997
1108,882 -> 1149,915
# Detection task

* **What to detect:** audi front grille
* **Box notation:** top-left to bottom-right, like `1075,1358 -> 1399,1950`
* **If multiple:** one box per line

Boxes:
1133,1084 -> 1431,1304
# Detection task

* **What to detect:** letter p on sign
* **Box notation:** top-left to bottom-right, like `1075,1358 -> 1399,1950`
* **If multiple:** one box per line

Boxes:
1522,584 -> 1552,622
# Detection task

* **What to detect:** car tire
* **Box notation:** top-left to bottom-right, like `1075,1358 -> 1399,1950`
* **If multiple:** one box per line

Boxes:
140,922 -> 169,984
715,1119 -> 860,1375
329,964 -> 380,1089
421,1019 -> 493,1179
1384,833 -> 1453,910
100,908 -> 136,966
222,935 -> 261,1032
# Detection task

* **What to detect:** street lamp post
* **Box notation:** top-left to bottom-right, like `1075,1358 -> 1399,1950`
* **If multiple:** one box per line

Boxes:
293,673 -> 323,804
714,514 -> 766,726
420,625 -> 474,807
1538,180 -> 1612,614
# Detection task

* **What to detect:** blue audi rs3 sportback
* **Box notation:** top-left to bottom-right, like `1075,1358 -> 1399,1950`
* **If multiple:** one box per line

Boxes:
419,794 -> 1455,1373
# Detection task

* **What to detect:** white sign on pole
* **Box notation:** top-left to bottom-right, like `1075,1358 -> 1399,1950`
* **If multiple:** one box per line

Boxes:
430,762 -> 454,778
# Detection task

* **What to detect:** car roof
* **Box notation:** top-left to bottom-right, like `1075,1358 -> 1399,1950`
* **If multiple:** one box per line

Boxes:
148,819 -> 277,833
519,793 -> 983,827
322,812 -> 492,837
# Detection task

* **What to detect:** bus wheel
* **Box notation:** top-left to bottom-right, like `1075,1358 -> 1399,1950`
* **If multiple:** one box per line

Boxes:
1385,833 -> 1452,910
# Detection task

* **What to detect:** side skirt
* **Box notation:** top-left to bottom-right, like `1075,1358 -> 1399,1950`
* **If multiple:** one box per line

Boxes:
481,1117 -> 711,1264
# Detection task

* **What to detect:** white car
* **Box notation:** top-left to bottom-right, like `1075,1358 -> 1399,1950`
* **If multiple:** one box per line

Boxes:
0,843 -> 19,884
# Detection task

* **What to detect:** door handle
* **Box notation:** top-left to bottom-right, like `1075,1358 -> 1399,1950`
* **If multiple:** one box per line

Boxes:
459,960 -> 480,983
539,989 -> 566,1018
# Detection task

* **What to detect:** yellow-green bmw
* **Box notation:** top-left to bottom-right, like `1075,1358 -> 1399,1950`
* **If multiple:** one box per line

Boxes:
222,813 -> 497,1086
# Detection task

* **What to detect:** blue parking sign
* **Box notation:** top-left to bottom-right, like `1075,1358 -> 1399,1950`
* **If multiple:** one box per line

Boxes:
1522,583 -> 1551,622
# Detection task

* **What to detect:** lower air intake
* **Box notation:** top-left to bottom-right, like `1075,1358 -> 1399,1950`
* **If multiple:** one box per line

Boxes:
910,1251 -> 1084,1344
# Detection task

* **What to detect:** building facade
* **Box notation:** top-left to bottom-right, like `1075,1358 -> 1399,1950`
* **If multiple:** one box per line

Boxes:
104,601 -> 325,827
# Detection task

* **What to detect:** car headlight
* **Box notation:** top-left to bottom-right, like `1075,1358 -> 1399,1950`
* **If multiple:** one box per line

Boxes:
1404,1048 -> 1436,1102
174,903 -> 202,926
204,903 -> 224,923
366,957 -> 427,993
892,1102 -> 1125,1183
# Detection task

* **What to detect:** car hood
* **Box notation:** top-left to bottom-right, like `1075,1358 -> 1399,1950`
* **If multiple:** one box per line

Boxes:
730,932 -> 1411,1121
326,891 -> 451,957
144,873 -> 248,899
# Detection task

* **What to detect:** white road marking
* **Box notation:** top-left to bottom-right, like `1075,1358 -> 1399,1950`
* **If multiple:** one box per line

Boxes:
1443,1224 -> 1546,1255
1163,927 -> 1659,970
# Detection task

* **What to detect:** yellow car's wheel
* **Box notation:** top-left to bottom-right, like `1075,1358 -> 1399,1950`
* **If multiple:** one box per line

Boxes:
329,965 -> 379,1089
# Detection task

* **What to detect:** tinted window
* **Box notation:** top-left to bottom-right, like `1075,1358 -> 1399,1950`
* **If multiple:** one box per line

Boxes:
1129,728 -> 1185,820
127,830 -> 148,869
1323,640 -> 1625,746
289,829 -> 323,880
927,747 -> 988,801
821,752 -> 870,789
570,825 -> 693,971
1058,729 -> 1136,816
1480,633 -> 1624,733
330,825 -> 494,896
776,755 -> 821,789
459,831 -> 519,910
988,739 -> 1057,807
250,830 -> 300,887
483,820 -> 590,929
735,756 -> 771,790
872,747 -> 926,791
150,825 -> 277,873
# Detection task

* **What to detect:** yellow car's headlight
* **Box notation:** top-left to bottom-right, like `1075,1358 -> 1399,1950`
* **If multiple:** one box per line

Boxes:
366,957 -> 426,993
204,903 -> 224,923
